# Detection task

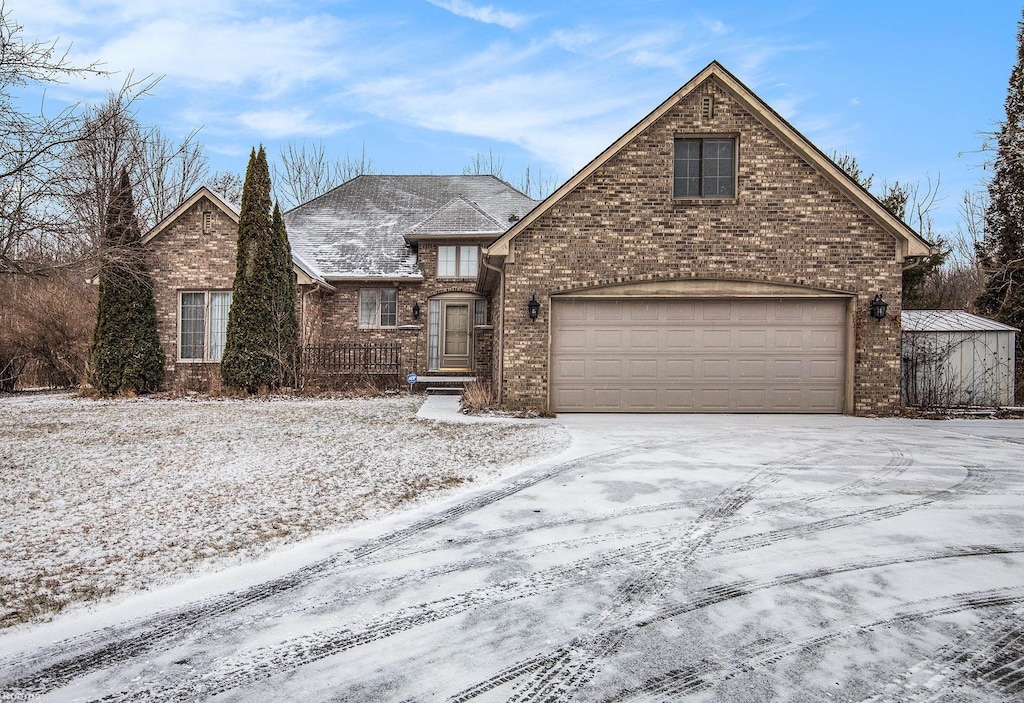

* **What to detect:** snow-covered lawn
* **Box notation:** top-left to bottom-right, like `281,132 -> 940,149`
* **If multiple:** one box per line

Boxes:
0,392 -> 569,629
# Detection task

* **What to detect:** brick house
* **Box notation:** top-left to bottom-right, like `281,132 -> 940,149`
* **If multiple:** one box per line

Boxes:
144,61 -> 931,414
144,177 -> 536,389
482,61 -> 930,416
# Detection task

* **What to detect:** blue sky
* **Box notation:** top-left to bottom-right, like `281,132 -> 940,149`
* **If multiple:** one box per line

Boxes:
7,0 -> 1022,236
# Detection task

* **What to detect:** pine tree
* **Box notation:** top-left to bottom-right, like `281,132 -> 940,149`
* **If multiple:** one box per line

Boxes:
977,12 -> 1024,400
220,147 -> 297,391
88,168 -> 164,394
977,15 -> 1024,323
271,201 -> 298,383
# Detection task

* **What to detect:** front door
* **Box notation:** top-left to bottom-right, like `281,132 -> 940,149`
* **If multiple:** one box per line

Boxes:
441,302 -> 471,370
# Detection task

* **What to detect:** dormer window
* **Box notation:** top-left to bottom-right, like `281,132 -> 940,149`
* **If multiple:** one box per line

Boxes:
673,137 -> 736,199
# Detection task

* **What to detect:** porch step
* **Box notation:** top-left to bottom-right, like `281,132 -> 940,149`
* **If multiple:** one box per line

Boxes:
425,386 -> 464,395
414,376 -> 477,384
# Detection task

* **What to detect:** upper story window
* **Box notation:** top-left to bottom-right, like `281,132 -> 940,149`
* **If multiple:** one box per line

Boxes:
673,137 -> 736,199
359,288 -> 398,328
437,245 -> 478,278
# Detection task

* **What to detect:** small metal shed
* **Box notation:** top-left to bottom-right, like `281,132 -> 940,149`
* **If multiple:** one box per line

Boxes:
901,310 -> 1017,408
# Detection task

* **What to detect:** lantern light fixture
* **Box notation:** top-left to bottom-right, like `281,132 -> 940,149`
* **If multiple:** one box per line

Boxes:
869,294 -> 888,321
412,302 -> 421,320
528,294 -> 540,322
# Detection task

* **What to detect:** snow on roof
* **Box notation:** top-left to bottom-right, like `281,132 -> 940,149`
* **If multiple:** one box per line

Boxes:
283,175 -> 537,279
406,196 -> 506,237
902,310 -> 1019,333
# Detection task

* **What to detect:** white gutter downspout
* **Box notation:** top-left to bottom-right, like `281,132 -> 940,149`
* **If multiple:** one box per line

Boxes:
481,252 -> 505,403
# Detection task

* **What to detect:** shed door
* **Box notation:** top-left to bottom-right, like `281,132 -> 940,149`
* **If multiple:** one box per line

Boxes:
550,298 -> 847,413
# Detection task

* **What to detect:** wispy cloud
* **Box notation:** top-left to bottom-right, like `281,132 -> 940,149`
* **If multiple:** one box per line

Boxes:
238,109 -> 349,138
426,0 -> 530,30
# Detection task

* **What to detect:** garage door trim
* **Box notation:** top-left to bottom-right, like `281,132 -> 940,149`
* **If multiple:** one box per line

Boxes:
549,285 -> 855,414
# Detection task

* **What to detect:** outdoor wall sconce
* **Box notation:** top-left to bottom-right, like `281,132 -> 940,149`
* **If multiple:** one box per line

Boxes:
528,294 -> 540,322
869,294 -> 888,321
412,302 -> 421,320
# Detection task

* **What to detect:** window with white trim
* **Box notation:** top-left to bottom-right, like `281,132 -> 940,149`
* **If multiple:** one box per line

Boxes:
359,288 -> 398,327
437,245 -> 478,278
673,137 -> 736,198
179,291 -> 232,362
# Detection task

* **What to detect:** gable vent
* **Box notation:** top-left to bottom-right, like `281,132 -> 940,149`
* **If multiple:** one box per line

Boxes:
202,211 -> 212,233
701,95 -> 715,122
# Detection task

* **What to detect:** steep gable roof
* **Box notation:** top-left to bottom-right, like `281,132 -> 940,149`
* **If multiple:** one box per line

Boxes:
284,175 -> 536,279
140,186 -> 238,246
141,186 -> 331,289
486,61 -> 932,261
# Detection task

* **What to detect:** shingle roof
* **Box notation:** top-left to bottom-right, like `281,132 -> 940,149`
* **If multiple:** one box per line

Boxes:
406,196 -> 506,237
902,310 -> 1019,333
284,175 -> 537,279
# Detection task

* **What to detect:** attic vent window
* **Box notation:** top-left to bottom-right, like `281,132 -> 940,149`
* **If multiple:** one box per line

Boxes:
202,211 -> 212,233
701,95 -> 715,122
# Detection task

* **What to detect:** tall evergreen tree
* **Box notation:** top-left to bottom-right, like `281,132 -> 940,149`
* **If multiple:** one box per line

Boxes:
977,14 -> 1024,325
220,146 -> 297,391
88,167 -> 164,393
271,201 -> 298,382
977,12 -> 1024,400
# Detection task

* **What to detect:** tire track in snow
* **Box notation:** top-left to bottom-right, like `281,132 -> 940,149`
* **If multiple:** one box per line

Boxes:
1,443 -> 993,699
445,545 -> 1024,702
607,587 -> 1024,702
860,604 -> 1024,702
447,464 -> 994,701
32,446 -> 827,701
479,445 -> 841,702
0,443 -> 645,696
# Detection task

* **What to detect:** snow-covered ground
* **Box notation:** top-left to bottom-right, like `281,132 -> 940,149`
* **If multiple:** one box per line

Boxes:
1,410 -> 1023,702
0,392 -> 569,629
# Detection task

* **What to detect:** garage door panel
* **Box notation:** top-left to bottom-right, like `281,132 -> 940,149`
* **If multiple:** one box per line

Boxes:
594,304 -> 624,322
594,329 -> 623,348
809,359 -> 843,381
737,359 -> 767,380
629,329 -> 659,349
702,359 -> 731,379
553,358 -> 587,379
737,329 -> 767,348
551,298 -> 847,413
666,329 -> 695,350
629,359 -> 659,379
593,388 -> 623,409
554,329 -> 587,351
592,359 -> 623,379
666,302 -> 697,321
703,330 -> 732,349
628,388 -> 658,410
666,359 -> 695,380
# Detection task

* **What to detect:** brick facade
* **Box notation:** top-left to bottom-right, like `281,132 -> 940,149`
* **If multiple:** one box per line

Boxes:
147,209 -> 492,389
147,195 -> 238,389
493,76 -> 906,416
302,240 -> 490,379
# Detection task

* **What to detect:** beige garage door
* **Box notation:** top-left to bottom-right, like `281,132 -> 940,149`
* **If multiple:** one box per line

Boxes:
551,298 -> 847,413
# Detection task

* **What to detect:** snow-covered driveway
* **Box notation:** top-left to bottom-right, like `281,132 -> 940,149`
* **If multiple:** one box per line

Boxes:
2,413 -> 1023,701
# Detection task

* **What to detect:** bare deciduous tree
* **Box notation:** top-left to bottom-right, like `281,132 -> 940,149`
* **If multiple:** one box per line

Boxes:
0,2 -> 106,273
206,170 -> 244,209
273,140 -> 378,209
61,86 -> 208,261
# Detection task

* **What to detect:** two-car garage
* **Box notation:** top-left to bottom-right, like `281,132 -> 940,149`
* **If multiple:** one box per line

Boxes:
550,296 -> 850,413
